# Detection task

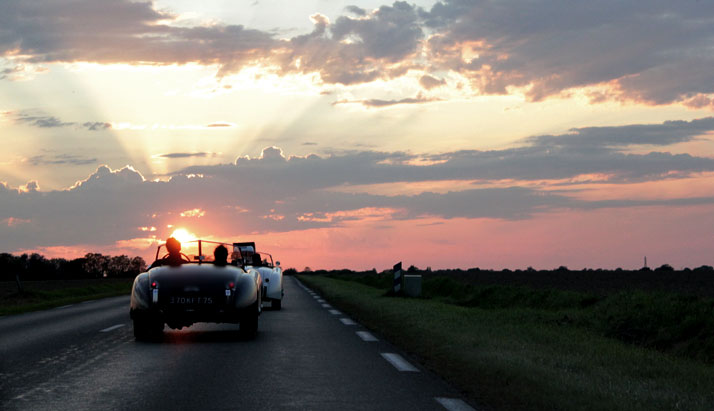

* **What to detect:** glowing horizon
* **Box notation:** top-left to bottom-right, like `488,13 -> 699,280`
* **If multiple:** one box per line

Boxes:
2,1 -> 714,270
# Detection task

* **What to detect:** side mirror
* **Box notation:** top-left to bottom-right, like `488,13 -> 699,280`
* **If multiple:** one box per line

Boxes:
276,261 -> 280,266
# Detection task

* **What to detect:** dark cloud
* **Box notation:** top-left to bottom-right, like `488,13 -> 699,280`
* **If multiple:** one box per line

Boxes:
2,0 -> 712,107
276,2 -> 424,85
421,0 -> 714,104
16,115 -> 72,128
157,152 -> 217,159
527,117 -> 714,151
0,0 -> 277,75
10,111 -> 111,131
333,92 -> 441,107
345,6 -> 367,17
0,65 -> 24,80
27,153 -> 97,166
81,122 -> 112,131
3,116 -> 714,250
180,117 -> 714,191
419,74 -> 446,90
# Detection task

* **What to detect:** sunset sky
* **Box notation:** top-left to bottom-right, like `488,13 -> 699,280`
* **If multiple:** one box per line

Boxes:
2,1 -> 714,270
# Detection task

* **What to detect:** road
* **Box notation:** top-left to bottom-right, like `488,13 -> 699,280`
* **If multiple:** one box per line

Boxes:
1,277 -> 476,411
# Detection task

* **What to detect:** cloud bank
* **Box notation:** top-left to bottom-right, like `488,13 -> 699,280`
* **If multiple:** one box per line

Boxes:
2,1 -> 713,107
2,117 -> 714,251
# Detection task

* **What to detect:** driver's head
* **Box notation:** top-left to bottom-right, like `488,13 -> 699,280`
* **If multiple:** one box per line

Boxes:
166,237 -> 181,255
214,245 -> 228,263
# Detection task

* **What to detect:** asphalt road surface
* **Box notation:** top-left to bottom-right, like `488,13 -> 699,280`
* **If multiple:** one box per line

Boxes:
1,277 -> 477,411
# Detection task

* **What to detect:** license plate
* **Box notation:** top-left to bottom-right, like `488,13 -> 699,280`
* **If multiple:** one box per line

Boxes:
169,296 -> 214,304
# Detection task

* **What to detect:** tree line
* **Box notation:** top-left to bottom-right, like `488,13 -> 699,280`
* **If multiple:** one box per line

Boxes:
0,252 -> 147,282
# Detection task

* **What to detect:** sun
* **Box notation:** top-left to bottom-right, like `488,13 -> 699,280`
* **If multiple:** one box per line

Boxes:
170,228 -> 197,243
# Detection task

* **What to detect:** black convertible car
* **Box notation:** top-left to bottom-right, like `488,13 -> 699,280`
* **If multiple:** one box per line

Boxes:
129,240 -> 263,340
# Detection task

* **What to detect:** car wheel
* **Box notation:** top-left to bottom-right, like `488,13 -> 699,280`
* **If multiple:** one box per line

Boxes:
133,317 -> 163,341
273,299 -> 281,310
240,299 -> 259,338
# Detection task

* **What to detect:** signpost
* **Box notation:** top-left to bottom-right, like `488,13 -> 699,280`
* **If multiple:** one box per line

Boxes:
393,262 -> 402,295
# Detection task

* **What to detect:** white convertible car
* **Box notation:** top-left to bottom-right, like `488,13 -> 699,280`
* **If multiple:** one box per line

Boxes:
234,242 -> 284,310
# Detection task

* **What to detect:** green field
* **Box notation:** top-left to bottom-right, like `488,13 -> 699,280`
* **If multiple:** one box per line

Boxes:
298,274 -> 714,411
0,279 -> 133,316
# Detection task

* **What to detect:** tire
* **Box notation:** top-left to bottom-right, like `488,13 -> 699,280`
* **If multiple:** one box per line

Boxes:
240,299 -> 259,338
272,299 -> 281,310
133,317 -> 163,341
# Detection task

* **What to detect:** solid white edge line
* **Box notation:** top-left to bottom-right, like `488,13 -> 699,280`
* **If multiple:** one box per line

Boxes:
54,304 -> 74,309
328,309 -> 342,315
380,353 -> 419,372
356,331 -> 378,342
339,318 -> 357,325
434,397 -> 476,411
100,324 -> 125,333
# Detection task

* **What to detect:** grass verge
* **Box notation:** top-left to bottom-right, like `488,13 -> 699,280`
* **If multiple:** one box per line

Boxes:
0,279 -> 133,316
298,275 -> 714,411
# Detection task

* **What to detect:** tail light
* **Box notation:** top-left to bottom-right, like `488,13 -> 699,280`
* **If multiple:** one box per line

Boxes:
151,281 -> 159,303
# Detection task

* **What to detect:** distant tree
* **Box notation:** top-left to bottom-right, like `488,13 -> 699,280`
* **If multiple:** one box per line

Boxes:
303,266 -> 312,272
108,255 -> 132,277
284,268 -> 297,276
694,265 -> 714,273
526,266 -> 536,272
129,256 -> 147,276
556,266 -> 569,272
0,253 -> 15,282
407,265 -> 418,273
655,264 -> 675,272
83,253 -> 110,278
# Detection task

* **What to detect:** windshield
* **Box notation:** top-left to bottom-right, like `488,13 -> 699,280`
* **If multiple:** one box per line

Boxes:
155,240 -> 243,264
253,252 -> 273,267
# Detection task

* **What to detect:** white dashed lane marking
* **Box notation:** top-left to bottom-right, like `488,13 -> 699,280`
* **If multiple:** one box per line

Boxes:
435,397 -> 476,411
317,299 -> 325,303
339,318 -> 357,325
380,353 -> 419,372
328,309 -> 342,315
321,303 -> 332,308
356,331 -> 378,342
99,324 -> 125,333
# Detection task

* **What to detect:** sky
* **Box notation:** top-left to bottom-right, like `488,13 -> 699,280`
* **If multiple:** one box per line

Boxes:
1,0 -> 714,270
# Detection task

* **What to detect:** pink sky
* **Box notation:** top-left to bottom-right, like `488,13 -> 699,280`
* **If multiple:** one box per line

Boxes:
2,1 -> 714,270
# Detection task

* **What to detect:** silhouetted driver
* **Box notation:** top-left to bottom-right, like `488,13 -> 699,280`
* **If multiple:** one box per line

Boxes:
150,237 -> 186,268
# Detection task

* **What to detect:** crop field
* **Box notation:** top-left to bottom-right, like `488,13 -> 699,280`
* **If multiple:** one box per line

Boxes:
0,279 -> 133,315
298,270 -> 714,410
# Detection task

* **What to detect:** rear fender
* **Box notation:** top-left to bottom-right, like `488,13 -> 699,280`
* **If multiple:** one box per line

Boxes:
130,273 -> 151,313
233,271 -> 260,308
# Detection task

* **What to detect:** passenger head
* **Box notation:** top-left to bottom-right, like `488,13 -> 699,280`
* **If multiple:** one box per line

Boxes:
214,245 -> 228,265
166,237 -> 181,255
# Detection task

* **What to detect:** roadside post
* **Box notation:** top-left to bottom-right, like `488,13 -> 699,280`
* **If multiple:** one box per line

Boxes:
15,272 -> 23,294
393,262 -> 402,295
